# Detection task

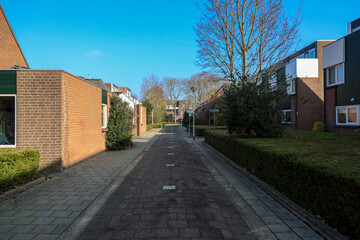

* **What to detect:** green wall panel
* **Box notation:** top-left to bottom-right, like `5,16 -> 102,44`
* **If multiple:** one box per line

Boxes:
102,89 -> 107,104
0,71 -> 16,94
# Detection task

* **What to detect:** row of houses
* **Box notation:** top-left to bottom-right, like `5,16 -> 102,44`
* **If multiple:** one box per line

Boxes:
0,4 -> 146,169
193,17 -> 360,135
276,17 -> 360,134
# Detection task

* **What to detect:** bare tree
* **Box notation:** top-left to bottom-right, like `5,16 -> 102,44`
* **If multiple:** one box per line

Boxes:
163,77 -> 184,123
140,74 -> 166,123
195,0 -> 300,84
184,73 -> 225,107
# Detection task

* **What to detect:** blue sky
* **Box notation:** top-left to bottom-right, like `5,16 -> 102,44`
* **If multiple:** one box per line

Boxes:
2,0 -> 359,97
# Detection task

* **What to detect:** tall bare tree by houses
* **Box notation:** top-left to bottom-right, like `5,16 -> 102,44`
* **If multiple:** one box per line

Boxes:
163,77 -> 184,124
195,0 -> 300,83
140,74 -> 166,124
184,73 -> 225,107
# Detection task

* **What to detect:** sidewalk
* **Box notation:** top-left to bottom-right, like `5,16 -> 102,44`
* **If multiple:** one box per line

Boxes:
0,129 -> 162,240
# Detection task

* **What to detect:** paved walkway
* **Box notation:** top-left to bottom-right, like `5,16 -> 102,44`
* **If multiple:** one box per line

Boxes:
0,129 -> 162,240
78,126 -> 323,239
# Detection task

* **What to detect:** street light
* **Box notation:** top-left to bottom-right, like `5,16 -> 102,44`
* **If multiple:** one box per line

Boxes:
190,86 -> 197,140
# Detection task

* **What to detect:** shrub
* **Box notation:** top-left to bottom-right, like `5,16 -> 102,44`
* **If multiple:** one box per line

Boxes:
0,149 -> 40,193
188,125 -> 226,136
205,130 -> 360,239
146,122 -> 165,131
223,78 -> 284,137
313,121 -> 325,132
106,96 -> 133,150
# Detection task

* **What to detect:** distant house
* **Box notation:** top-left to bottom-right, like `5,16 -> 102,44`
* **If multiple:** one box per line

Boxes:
105,83 -> 146,136
0,5 -> 111,169
165,100 -> 191,123
323,17 -> 360,134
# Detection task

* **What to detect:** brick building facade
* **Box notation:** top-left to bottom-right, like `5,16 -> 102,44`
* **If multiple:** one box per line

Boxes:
0,70 -> 110,169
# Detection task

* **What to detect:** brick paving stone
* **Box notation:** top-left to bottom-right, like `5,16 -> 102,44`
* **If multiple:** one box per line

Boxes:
0,233 -> 14,240
0,129 -> 161,240
78,126 -> 256,239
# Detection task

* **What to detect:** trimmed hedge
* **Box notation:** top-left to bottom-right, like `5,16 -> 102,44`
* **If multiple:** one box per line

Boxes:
147,122 -> 165,131
188,125 -> 226,137
205,130 -> 360,239
0,149 -> 40,193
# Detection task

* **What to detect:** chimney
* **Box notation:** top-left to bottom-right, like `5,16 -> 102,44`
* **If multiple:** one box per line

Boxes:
88,74 -> 91,79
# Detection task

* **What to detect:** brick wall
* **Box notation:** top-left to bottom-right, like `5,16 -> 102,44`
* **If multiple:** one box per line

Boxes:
17,70 -> 64,169
133,105 -> 147,136
0,6 -> 28,69
296,77 -> 324,130
62,72 -> 106,167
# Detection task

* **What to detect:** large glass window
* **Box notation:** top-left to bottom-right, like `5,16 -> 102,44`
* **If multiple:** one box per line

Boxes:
336,105 -> 359,125
102,104 -> 107,128
0,96 -> 16,146
327,64 -> 344,86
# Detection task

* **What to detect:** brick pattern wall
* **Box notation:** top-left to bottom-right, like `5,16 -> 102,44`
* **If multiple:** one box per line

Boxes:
17,70 -> 64,169
296,77 -> 324,130
63,72 -> 106,167
133,105 -> 147,136
0,6 -> 28,69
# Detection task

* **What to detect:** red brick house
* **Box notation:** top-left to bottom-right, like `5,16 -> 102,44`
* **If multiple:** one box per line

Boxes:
277,40 -> 334,130
105,83 -> 147,136
0,5 -> 111,169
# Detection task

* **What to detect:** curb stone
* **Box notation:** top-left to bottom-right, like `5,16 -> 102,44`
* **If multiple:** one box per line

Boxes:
202,141 -> 348,240
0,177 -> 46,202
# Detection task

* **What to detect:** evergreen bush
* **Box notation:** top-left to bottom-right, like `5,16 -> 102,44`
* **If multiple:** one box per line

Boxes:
312,121 -> 325,132
106,96 -> 133,150
223,79 -> 284,137
0,149 -> 40,193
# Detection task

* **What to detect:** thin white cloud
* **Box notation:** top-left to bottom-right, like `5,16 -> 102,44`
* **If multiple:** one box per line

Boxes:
85,50 -> 102,57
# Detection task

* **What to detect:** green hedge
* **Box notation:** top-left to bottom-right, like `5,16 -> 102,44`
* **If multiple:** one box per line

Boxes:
0,149 -> 40,193
147,122 -> 165,131
188,125 -> 227,136
205,130 -> 360,239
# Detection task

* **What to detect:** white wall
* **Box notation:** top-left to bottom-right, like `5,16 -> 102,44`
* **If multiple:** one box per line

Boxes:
286,58 -> 318,79
323,38 -> 345,68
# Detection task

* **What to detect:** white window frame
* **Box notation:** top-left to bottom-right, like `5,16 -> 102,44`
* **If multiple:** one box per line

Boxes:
336,105 -> 360,125
281,109 -> 291,124
327,63 -> 345,87
0,94 -> 16,148
287,78 -> 295,95
102,104 -> 107,128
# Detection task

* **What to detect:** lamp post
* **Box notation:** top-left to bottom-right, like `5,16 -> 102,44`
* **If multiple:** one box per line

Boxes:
190,86 -> 197,140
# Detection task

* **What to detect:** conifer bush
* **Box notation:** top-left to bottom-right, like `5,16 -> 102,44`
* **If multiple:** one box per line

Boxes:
106,96 -> 133,150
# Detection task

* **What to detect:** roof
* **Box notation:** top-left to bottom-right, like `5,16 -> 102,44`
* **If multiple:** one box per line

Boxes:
0,4 -> 29,68
85,79 -> 110,91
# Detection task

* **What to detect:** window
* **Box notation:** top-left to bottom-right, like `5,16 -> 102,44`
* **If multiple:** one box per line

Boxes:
269,74 -> 277,91
327,64 -> 344,86
287,79 -> 295,95
102,104 -> 107,128
336,105 -> 359,125
309,49 -> 315,58
281,110 -> 291,124
0,96 -> 16,147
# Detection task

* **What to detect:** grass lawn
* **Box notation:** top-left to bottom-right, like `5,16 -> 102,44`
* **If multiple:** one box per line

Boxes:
241,130 -> 360,182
